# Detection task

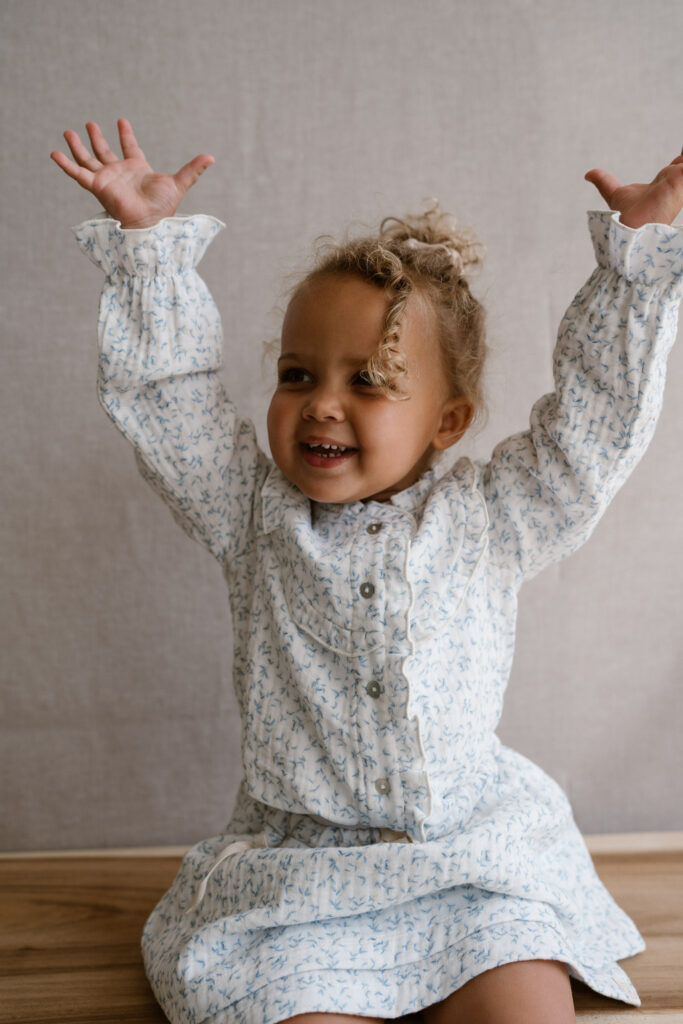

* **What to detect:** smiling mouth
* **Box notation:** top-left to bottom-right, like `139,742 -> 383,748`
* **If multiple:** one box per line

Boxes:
300,442 -> 358,467
304,442 -> 357,458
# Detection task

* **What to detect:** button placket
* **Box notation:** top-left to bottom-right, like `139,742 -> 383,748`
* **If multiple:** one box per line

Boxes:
358,514 -> 393,812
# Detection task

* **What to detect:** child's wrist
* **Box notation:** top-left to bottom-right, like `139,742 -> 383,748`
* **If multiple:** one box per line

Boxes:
115,215 -> 166,230
618,212 -> 656,229
617,213 -> 641,229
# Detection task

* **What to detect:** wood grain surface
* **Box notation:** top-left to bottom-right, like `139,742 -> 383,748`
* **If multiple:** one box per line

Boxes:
0,848 -> 681,1023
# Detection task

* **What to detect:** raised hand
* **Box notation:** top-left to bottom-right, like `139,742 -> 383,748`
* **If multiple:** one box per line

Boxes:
50,119 -> 214,229
585,151 -> 683,229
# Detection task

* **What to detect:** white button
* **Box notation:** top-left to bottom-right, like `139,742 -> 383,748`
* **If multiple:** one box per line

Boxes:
375,777 -> 391,795
366,681 -> 382,699
366,522 -> 382,534
360,582 -> 375,598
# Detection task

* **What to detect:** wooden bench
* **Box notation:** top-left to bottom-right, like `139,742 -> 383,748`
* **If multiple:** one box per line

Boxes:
1,834 -> 681,1023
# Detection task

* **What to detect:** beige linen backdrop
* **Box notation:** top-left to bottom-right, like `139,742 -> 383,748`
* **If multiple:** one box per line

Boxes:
2,0 -> 682,851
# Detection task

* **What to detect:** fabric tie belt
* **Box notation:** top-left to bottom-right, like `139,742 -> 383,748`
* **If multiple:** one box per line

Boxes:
187,828 -> 411,912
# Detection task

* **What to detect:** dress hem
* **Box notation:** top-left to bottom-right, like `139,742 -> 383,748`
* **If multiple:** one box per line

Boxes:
154,918 -> 642,1024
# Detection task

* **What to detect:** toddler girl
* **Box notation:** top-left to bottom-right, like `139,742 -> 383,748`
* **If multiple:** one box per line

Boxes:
52,120 -> 683,1024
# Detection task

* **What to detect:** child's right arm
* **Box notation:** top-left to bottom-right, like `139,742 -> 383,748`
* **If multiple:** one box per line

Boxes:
53,121 -> 268,563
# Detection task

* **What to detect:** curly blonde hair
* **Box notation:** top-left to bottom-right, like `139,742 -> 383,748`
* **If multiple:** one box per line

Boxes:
288,202 -> 487,417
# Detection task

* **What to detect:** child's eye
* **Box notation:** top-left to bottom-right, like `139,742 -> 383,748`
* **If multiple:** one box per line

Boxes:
354,370 -> 376,387
278,367 -> 313,384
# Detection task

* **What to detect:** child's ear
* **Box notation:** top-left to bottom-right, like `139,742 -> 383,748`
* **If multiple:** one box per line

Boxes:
432,397 -> 474,451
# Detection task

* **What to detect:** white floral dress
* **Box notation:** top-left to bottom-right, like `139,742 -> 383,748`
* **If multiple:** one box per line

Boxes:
74,209 -> 683,1023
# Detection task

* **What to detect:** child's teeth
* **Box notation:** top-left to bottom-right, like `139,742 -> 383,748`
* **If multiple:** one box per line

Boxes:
307,442 -> 352,456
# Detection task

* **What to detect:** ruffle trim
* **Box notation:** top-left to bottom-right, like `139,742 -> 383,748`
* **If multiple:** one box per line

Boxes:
588,209 -> 683,293
72,214 -> 225,277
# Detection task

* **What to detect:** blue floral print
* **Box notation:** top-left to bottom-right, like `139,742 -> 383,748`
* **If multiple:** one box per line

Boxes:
73,209 -> 683,1023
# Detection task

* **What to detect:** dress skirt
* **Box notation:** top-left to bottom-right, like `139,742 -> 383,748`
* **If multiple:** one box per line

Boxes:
141,745 -> 644,1023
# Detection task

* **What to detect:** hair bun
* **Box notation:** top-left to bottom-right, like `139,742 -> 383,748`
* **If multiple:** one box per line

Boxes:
380,200 -> 484,276
404,237 -> 464,275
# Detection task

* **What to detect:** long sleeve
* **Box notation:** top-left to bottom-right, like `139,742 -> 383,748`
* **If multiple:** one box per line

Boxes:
482,210 -> 683,584
74,214 -> 270,565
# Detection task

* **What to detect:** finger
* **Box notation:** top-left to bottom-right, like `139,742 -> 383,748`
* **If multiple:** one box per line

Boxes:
173,153 -> 215,194
63,129 -> 102,171
117,118 -> 146,161
85,121 -> 119,164
50,149 -> 96,191
584,168 -> 622,205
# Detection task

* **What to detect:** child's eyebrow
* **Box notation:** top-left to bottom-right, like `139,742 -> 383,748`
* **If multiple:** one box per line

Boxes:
277,351 -> 372,366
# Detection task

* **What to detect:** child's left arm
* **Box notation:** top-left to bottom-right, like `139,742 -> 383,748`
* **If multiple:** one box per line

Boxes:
483,150 -> 683,583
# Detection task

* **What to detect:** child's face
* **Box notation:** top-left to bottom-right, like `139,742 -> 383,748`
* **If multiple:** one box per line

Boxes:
267,273 -> 471,504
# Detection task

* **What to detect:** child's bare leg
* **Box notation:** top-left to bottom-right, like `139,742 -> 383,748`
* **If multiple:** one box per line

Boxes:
423,959 -> 575,1024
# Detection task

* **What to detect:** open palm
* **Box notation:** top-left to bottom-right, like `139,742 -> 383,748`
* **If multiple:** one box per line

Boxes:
50,119 -> 214,229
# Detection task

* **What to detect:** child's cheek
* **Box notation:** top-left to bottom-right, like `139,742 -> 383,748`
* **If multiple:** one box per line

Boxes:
366,404 -> 410,448
266,395 -> 288,466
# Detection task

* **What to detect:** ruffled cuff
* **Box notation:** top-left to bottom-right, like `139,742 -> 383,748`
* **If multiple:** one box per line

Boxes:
588,209 -> 683,294
72,214 -> 225,276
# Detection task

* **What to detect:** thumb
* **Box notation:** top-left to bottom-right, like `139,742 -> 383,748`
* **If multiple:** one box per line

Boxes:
173,153 -> 215,194
585,168 -> 622,207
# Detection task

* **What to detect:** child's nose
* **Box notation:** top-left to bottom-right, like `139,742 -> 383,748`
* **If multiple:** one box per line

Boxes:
302,384 -> 345,421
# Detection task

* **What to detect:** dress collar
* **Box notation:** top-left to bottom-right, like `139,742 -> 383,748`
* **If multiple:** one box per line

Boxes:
259,453 -> 465,534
